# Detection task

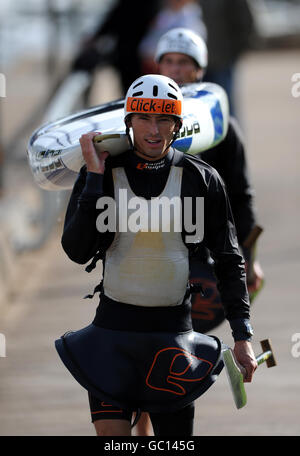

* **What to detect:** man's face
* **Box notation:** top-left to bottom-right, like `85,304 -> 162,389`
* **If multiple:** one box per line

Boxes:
159,52 -> 203,86
128,113 -> 179,160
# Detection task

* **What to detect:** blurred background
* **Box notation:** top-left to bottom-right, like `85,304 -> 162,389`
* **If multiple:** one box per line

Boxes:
0,0 -> 300,436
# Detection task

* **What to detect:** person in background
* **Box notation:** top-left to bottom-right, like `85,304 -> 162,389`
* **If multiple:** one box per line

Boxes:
138,0 -> 207,74
71,0 -> 162,95
199,0 -> 256,116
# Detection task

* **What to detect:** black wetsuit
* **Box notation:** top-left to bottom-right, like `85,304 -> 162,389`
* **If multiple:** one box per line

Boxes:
58,148 -> 252,435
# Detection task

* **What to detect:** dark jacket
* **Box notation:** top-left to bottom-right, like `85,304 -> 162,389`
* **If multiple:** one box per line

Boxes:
72,0 -> 162,92
200,116 -> 256,248
62,148 -> 250,324
200,0 -> 255,69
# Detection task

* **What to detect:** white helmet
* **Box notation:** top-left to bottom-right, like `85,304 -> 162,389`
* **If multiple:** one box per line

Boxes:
155,27 -> 208,69
124,74 -> 183,121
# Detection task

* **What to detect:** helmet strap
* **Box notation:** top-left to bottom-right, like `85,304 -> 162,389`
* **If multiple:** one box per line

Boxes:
162,120 -> 182,155
125,119 -> 134,151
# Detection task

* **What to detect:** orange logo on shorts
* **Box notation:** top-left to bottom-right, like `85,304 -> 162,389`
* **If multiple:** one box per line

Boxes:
146,347 -> 213,396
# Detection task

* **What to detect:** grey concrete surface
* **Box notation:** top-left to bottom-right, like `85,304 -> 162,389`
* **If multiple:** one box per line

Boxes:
0,49 -> 300,436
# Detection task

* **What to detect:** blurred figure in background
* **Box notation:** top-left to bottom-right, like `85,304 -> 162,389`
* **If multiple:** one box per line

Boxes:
71,0 -> 162,95
138,0 -> 207,74
199,0 -> 256,116
71,0 -> 208,100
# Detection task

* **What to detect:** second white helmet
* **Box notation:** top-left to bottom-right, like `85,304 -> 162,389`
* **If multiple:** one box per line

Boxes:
155,27 -> 208,70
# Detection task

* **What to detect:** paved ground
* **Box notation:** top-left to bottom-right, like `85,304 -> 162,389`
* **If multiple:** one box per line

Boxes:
0,49 -> 300,436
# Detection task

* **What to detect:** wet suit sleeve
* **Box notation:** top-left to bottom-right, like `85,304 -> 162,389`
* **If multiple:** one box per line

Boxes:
203,168 -> 252,339
222,119 -> 256,245
61,166 -> 114,264
201,119 -> 256,246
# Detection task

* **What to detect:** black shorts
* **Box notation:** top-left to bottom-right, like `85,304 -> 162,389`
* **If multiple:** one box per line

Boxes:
88,392 -> 195,436
88,391 -> 132,422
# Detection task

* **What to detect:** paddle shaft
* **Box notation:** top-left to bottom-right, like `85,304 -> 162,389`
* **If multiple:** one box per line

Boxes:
256,350 -> 272,366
